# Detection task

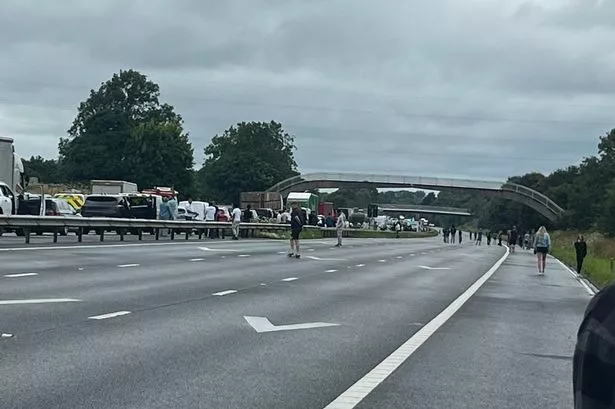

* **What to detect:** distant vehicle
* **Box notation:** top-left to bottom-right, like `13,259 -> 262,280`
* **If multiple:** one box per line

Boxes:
141,187 -> 178,199
0,137 -> 25,214
287,192 -> 318,213
91,180 -> 138,195
81,195 -> 127,219
54,193 -> 86,212
16,196 -> 81,236
0,182 -> 15,215
240,192 -> 283,212
178,201 -> 207,221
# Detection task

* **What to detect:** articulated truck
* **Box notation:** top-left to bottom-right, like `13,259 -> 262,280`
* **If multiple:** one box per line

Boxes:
0,137 -> 25,215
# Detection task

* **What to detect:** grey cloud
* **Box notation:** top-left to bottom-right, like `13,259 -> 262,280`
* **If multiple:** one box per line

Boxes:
0,0 -> 613,184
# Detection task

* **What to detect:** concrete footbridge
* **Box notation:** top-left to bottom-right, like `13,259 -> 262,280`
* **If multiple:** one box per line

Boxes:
377,204 -> 472,217
267,172 -> 565,222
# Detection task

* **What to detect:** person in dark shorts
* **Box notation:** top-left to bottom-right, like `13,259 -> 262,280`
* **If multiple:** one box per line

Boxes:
288,202 -> 304,259
509,225 -> 518,253
533,225 -> 551,274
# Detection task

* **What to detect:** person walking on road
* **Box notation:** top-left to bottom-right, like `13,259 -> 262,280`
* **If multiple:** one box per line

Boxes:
458,229 -> 462,244
487,231 -> 492,246
450,225 -> 457,244
230,203 -> 241,240
575,235 -> 588,275
573,281 -> 615,409
476,230 -> 483,245
288,202 -> 304,258
509,226 -> 519,253
533,226 -> 551,275
335,211 -> 346,247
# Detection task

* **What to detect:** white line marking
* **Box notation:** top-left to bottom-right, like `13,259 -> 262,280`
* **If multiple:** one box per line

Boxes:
78,268 -> 84,271
396,256 -> 403,259
378,260 -> 386,263
278,251 -> 287,254
307,256 -> 345,261
281,277 -> 299,282
0,298 -> 81,305
410,254 -> 416,256
212,290 -> 237,296
420,252 -> 427,255
198,246 -> 239,252
1,332 -> 14,338
88,311 -> 131,320
325,269 -> 338,273
355,264 -> 366,267
244,316 -> 339,333
260,283 -> 267,286
118,264 -> 140,268
238,254 -> 251,258
4,273 -> 38,278
553,258 -> 596,296
418,265 -> 450,270
190,258 -> 204,262
0,241 -> 267,252
323,247 -> 510,409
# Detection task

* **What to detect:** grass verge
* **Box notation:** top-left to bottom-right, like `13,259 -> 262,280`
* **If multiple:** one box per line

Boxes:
550,230 -> 615,289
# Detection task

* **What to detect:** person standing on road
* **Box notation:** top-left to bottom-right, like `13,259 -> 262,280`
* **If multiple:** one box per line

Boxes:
159,197 -> 171,237
575,235 -> 588,275
450,225 -> 457,244
476,230 -> 483,245
487,231 -> 492,246
533,226 -> 551,274
205,201 -> 217,239
288,202 -> 304,258
335,211 -> 346,247
231,203 -> 242,240
458,229 -> 462,244
167,195 -> 178,220
573,282 -> 615,409
509,226 -> 519,253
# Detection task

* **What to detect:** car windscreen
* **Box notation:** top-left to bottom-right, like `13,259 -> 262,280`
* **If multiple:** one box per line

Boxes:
85,197 -> 120,206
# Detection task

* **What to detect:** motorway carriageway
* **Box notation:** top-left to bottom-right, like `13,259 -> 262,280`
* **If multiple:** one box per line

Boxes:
0,237 -> 593,408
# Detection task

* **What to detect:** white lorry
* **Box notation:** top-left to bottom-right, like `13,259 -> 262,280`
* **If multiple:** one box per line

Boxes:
91,180 -> 138,195
0,137 -> 25,215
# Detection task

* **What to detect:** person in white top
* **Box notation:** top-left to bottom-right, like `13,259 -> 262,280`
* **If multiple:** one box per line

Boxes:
335,212 -> 346,247
231,204 -> 242,240
184,198 -> 198,220
205,201 -> 217,239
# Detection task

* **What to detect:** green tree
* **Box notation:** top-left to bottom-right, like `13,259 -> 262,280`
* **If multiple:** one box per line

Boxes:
59,69 -> 194,194
200,121 -> 299,204
22,156 -> 62,184
598,178 -> 615,236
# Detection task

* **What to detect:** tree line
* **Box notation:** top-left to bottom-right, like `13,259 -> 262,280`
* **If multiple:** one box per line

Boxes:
23,69 -> 298,204
23,69 -> 615,234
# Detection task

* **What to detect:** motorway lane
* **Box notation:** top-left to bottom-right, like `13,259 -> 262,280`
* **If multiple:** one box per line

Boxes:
356,250 -> 591,409
0,238 -> 589,408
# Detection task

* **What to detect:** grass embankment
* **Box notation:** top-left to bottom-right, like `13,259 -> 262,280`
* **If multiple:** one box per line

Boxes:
550,231 -> 615,289
255,229 -> 438,240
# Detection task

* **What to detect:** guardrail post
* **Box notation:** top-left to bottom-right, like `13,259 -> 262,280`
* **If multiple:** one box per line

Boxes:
24,228 -> 30,244
138,229 -> 143,241
155,228 -> 160,241
185,228 -> 189,240
119,228 -> 125,242
53,228 -> 58,243
170,229 -> 175,240
198,229 -> 203,240
77,227 -> 83,243
99,229 -> 105,242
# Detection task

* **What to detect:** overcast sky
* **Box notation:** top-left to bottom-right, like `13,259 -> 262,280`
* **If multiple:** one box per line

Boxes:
1,0 -> 614,182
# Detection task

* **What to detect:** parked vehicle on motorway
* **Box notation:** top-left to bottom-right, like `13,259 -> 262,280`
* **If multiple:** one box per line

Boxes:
81,195 -> 130,234
0,182 -> 15,216
15,196 -> 81,236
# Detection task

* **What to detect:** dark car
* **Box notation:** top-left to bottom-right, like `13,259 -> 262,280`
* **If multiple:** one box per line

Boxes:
16,197 -> 81,236
81,195 -> 127,218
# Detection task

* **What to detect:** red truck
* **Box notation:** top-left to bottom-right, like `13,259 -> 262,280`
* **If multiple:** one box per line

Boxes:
318,202 -> 336,217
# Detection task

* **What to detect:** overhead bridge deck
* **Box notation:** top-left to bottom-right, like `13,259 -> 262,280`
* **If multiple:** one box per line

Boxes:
377,204 -> 472,217
267,172 -> 565,222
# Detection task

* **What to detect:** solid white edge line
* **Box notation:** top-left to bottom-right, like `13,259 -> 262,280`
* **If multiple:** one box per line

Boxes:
553,258 -> 596,296
212,290 -> 238,296
323,247 -> 510,409
88,311 -> 131,320
118,264 -> 140,268
4,273 -> 39,278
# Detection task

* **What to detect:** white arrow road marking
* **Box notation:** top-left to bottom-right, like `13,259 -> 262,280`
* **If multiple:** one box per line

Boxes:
306,256 -> 346,261
198,247 -> 238,252
244,316 -> 340,333
0,298 -> 81,305
4,273 -> 38,278
212,290 -> 237,296
418,265 -> 451,270
281,277 -> 299,282
118,264 -> 140,268
88,311 -> 131,320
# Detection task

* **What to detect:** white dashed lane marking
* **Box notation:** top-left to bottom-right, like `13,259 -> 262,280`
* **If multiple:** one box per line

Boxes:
325,269 -> 338,273
88,311 -> 131,320
281,277 -> 299,282
118,264 -> 140,268
4,273 -> 38,278
190,258 -> 204,262
378,260 -> 386,263
355,264 -> 366,267
238,254 -> 251,258
212,290 -> 238,296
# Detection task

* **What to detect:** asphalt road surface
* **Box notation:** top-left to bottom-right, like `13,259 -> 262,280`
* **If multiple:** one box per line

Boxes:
0,236 -> 593,408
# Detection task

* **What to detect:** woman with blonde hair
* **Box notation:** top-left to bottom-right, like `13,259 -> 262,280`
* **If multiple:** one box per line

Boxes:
533,226 -> 551,274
